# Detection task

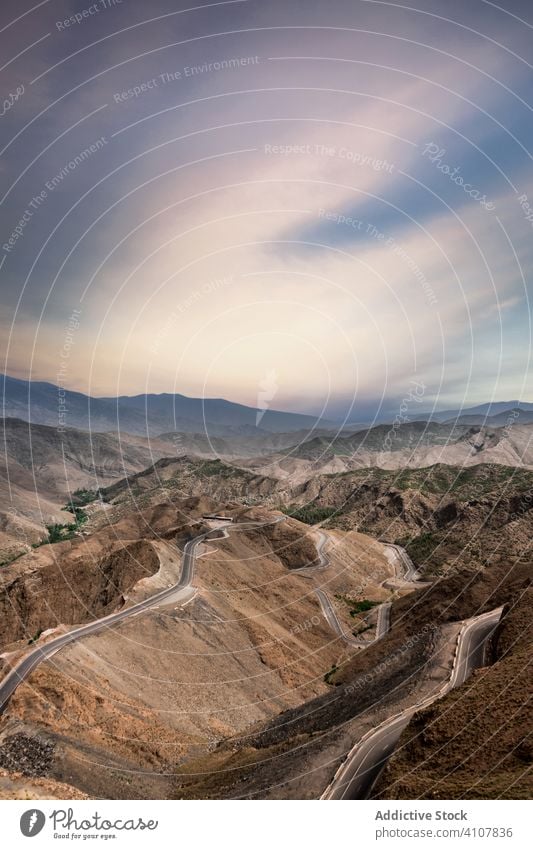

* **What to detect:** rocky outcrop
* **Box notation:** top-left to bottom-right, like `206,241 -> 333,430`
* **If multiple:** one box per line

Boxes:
0,733 -> 54,778
0,539 -> 159,647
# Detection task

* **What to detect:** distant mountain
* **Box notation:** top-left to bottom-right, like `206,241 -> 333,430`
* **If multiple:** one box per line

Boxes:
1,375 -> 335,436
280,421 -> 465,460
336,401 -> 533,431
414,401 -> 533,424
243,419 -> 533,480
445,408 -> 533,426
4,375 -> 531,437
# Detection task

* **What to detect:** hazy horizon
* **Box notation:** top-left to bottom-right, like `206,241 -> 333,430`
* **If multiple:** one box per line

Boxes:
2,370 -> 532,424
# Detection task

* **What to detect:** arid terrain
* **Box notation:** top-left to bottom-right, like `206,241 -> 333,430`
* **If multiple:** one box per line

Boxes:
0,483 -> 395,798
243,421 -> 533,481
0,413 -> 531,800
374,586 -> 533,799
3,415 -> 532,562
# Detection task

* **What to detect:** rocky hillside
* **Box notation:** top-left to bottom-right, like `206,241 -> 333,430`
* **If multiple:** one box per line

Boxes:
244,421 -> 533,481
0,418 -> 172,561
101,456 -> 282,506
0,418 -> 327,560
374,586 -> 533,799
291,464 -> 533,576
0,538 -> 160,648
0,419 -> 247,561
95,458 -> 533,581
1,418 -> 178,497
2,413 -> 531,564
0,492 -> 229,653
0,766 -> 87,800
172,553 -> 531,800
0,497 -> 391,799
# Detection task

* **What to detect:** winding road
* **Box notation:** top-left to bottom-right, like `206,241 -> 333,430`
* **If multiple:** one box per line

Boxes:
321,605 -> 503,800
305,534 -> 417,648
0,510 -> 503,802
383,543 -> 422,581
0,518 -> 281,713
0,519 -> 415,712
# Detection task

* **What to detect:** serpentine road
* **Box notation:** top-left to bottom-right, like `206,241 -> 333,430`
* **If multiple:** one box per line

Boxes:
1,512 -> 495,802
305,535 -> 417,648
0,518 -> 420,712
383,543 -> 422,581
0,518 -> 281,713
321,605 -> 503,800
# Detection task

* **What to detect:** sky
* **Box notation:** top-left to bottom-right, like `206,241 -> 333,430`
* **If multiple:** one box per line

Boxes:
0,0 -> 532,422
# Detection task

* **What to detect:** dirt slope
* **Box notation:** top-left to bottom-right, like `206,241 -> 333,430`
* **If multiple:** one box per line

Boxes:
172,555 -> 530,800
0,497 -> 393,799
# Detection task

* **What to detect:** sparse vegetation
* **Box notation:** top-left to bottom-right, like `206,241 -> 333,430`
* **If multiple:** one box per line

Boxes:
402,531 -> 440,565
282,504 -> 337,525
199,460 -> 245,478
0,551 -> 25,568
349,599 -> 379,616
323,664 -> 340,685
63,504 -> 89,525
28,629 -> 43,645
335,593 -> 380,617
70,488 -> 101,505
43,522 -> 78,544
323,463 -> 533,499
352,623 -> 372,636
33,506 -> 89,547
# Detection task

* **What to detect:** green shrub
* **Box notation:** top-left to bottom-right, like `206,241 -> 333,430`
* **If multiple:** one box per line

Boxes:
348,599 -> 379,616
44,523 -> 78,544
405,531 -> 440,564
324,664 -> 340,685
282,505 -> 337,525
198,460 -> 245,478
28,629 -> 43,645
70,488 -> 100,505
63,504 -> 89,525
335,593 -> 379,617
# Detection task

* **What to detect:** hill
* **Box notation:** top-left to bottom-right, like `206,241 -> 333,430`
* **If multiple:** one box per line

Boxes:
243,420 -> 533,482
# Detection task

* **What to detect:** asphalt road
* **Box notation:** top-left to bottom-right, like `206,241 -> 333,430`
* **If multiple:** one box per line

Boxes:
383,543 -> 422,581
376,601 -> 392,639
314,590 -> 393,648
314,588 -> 362,647
292,530 -> 329,575
322,606 -> 503,800
0,525 -> 413,707
1,511 -> 498,800
0,518 -> 281,713
307,536 -> 415,647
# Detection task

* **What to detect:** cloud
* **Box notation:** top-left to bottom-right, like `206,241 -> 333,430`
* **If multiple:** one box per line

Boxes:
1,0 -> 531,414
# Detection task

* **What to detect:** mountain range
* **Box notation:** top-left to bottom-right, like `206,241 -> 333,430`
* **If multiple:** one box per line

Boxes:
3,375 -> 532,436
1,375 -> 334,436
414,400 -> 533,425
